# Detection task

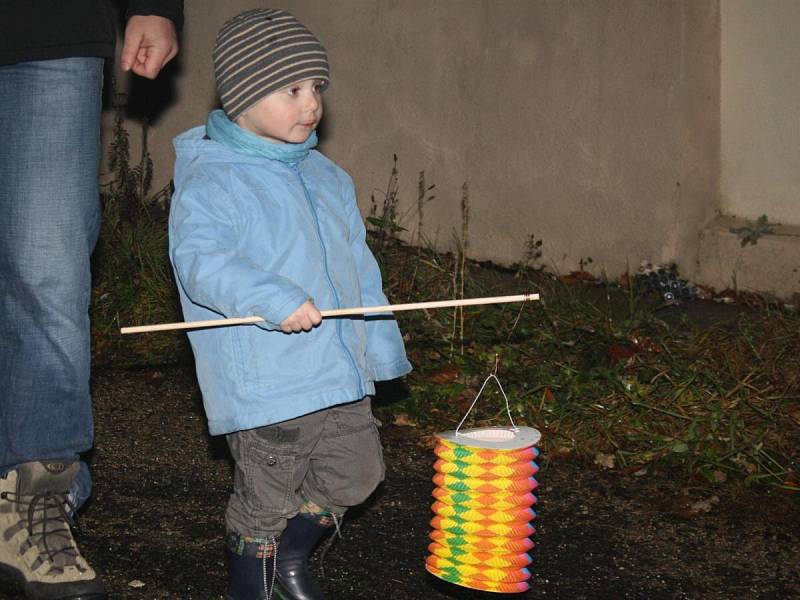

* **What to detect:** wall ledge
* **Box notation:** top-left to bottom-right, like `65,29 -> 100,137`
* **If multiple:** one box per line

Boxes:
695,215 -> 800,299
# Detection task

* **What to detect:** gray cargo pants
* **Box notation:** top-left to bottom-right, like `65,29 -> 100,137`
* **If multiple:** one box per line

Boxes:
225,397 -> 384,537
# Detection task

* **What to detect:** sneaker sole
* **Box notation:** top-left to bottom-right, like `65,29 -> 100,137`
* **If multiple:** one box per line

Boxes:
0,561 -> 107,600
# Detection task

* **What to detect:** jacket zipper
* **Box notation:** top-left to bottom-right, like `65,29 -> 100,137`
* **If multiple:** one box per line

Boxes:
292,164 -> 365,398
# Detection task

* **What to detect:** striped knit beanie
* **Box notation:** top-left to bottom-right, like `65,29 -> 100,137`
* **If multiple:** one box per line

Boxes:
213,8 -> 330,121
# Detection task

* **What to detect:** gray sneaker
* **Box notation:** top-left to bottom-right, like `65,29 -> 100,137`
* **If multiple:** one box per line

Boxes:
0,461 -> 106,600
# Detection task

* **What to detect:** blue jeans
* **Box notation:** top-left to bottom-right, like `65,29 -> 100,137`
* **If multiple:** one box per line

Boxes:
0,57 -> 103,508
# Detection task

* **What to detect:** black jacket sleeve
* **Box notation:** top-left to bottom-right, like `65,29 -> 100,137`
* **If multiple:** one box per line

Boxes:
126,0 -> 184,32
0,0 -> 184,66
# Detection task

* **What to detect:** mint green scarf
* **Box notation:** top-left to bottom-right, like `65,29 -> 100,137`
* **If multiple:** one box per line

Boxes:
205,109 -> 317,165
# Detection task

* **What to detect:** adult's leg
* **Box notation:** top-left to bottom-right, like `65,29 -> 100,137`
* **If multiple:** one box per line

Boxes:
0,57 -> 103,472
0,57 -> 106,600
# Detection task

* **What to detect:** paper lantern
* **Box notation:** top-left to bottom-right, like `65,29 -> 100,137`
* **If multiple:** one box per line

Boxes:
427,425 -> 541,594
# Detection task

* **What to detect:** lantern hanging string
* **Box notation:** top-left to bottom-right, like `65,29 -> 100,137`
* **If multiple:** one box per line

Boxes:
456,355 -> 518,435
454,293 -> 530,437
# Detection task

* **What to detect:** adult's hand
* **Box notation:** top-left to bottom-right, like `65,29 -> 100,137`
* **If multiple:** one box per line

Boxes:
120,15 -> 179,80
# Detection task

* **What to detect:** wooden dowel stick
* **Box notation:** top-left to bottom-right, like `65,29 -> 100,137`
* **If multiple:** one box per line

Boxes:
120,293 -> 539,335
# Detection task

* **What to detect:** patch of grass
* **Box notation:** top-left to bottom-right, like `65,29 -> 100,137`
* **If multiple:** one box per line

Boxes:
361,161 -> 799,490
91,97 -> 185,366
382,256 -> 799,490
89,148 -> 799,490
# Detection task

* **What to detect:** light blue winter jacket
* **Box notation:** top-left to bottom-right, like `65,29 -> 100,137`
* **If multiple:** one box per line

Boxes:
169,122 -> 412,435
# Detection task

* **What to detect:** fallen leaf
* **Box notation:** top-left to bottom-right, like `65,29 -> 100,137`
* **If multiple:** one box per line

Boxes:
429,364 -> 460,384
128,580 -> 146,588
607,344 -> 636,364
714,289 -> 737,304
560,270 -> 598,286
594,453 -> 615,469
732,455 -> 758,474
548,446 -> 573,460
781,473 -> 800,493
418,434 -> 439,449
689,495 -> 719,514
393,413 -> 417,427
629,334 -> 662,354
693,284 -> 714,300
738,291 -> 770,309
670,492 -> 721,518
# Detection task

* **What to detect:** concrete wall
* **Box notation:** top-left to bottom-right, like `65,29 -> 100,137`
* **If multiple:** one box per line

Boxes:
721,0 -> 800,225
107,1 -> 720,279
692,0 -> 800,298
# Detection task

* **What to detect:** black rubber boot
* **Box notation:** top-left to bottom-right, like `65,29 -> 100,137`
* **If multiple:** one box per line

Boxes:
225,534 -> 278,600
274,513 -> 332,600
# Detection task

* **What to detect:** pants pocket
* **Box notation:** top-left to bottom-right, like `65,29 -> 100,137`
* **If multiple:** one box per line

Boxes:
227,429 -> 299,526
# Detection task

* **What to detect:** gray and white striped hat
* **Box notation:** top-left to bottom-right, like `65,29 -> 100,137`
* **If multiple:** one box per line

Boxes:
213,8 -> 329,121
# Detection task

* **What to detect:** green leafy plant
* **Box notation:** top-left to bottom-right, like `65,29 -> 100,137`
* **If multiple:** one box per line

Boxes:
367,154 -> 405,244
516,233 -> 544,275
91,92 -> 184,365
730,214 -> 778,247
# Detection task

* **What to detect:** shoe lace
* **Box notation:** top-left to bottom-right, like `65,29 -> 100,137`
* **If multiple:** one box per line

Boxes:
317,512 -> 344,580
2,488 -> 83,571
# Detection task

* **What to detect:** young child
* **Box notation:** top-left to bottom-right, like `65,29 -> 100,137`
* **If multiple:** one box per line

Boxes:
168,9 -> 412,600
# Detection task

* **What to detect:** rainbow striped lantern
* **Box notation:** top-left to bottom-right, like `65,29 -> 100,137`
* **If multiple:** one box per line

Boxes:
426,373 -> 541,594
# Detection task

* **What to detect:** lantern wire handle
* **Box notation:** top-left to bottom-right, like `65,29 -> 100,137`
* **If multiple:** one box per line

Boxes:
455,353 -> 518,435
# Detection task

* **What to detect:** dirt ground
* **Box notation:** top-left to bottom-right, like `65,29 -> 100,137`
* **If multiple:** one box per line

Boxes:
2,361 -> 798,600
